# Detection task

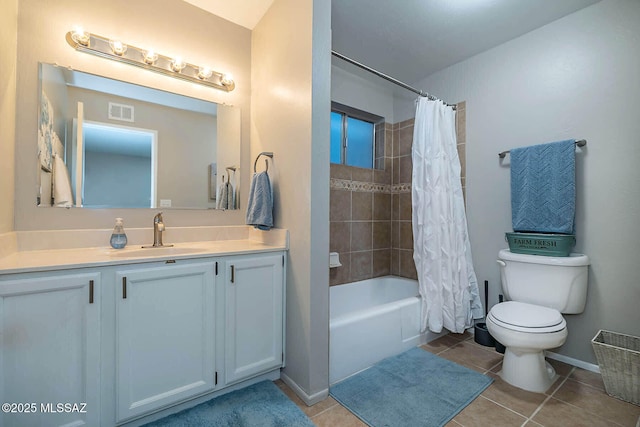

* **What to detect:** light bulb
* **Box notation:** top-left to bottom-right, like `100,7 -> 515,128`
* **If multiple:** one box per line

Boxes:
220,73 -> 234,87
197,66 -> 213,80
109,40 -> 127,56
171,57 -> 186,72
71,27 -> 90,46
143,49 -> 158,64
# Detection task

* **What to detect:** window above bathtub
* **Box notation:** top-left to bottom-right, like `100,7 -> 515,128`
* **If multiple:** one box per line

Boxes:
331,102 -> 384,169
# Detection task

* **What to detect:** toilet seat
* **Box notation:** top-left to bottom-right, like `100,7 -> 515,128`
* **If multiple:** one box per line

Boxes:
489,301 -> 566,333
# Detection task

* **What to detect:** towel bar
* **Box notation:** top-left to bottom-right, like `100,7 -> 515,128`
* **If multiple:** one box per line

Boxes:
499,139 -> 586,158
254,152 -> 274,172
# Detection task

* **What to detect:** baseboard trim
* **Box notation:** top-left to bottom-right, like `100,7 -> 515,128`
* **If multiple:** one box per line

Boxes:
545,350 -> 600,373
280,372 -> 329,406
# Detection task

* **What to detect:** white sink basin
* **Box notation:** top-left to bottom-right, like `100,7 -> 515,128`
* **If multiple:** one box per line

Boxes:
109,246 -> 204,258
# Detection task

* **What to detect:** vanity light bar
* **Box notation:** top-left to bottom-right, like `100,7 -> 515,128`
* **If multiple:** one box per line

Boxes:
66,29 -> 235,92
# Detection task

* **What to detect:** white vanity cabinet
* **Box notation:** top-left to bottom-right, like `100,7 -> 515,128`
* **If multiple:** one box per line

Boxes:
115,261 -> 216,422
0,271 -> 101,427
0,242 -> 287,426
222,253 -> 285,385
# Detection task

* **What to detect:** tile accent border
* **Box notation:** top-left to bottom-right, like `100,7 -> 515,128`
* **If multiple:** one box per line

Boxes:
330,179 -> 412,194
329,178 -> 390,193
391,183 -> 412,193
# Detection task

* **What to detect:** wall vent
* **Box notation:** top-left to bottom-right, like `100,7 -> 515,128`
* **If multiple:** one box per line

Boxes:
108,102 -> 134,122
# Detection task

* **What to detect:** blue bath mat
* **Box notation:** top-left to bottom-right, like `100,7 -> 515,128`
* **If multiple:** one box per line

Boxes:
330,347 -> 493,427
143,380 -> 314,427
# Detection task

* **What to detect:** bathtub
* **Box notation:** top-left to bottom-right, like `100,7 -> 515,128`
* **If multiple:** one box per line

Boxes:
330,275 -> 443,384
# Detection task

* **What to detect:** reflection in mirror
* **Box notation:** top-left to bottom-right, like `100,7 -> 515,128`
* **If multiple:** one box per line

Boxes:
37,63 -> 241,210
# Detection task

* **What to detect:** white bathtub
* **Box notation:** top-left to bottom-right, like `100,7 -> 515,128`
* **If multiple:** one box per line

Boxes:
330,275 -> 443,384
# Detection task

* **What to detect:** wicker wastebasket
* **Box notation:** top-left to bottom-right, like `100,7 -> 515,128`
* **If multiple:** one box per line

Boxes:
591,330 -> 640,406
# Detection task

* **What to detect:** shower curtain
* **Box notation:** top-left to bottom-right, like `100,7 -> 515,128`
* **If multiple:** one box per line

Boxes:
411,98 -> 483,334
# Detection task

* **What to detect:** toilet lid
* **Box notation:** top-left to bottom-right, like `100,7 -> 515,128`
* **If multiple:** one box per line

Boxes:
489,301 -> 566,333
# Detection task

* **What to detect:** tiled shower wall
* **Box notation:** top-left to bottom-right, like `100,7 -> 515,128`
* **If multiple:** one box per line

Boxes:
330,102 -> 466,286
329,123 -> 393,286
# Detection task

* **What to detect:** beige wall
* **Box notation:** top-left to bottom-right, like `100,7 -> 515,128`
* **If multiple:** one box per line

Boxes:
0,0 -> 18,233
14,0 -> 251,230
252,0 -> 330,401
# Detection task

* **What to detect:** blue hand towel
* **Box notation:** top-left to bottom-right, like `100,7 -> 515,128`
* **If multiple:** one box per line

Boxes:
246,171 -> 273,230
511,139 -> 576,234
217,182 -> 229,210
226,182 -> 235,210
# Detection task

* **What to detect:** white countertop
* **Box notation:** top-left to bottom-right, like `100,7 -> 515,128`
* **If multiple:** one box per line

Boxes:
0,227 -> 288,275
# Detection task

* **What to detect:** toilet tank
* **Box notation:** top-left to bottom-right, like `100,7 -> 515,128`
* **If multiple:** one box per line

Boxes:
497,249 -> 590,314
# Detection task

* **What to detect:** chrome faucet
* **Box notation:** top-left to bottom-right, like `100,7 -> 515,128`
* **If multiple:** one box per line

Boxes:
145,212 -> 173,248
153,212 -> 165,246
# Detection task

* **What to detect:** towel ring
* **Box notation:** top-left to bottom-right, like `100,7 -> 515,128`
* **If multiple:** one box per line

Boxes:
225,166 -> 236,182
253,152 -> 274,173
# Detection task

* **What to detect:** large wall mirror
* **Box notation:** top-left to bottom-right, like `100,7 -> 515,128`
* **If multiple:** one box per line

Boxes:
37,63 -> 241,210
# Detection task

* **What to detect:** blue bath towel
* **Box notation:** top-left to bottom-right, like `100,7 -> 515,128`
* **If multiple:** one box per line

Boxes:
246,171 -> 273,230
511,139 -> 576,234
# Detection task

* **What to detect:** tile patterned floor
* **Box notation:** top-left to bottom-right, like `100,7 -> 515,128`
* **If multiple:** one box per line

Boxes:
276,332 -> 640,427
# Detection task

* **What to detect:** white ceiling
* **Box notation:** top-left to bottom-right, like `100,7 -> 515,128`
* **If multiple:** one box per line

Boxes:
331,0 -> 602,84
182,0 -> 275,29
186,0 -> 601,88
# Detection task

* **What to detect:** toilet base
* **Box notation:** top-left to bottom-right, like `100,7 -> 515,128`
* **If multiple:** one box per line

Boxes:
499,348 -> 557,393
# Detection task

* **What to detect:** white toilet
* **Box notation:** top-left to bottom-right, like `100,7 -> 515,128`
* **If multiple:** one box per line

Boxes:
486,249 -> 589,393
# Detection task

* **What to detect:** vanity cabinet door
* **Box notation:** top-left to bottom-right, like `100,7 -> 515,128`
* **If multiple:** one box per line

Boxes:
223,252 -> 284,385
115,262 -> 216,422
0,272 -> 101,427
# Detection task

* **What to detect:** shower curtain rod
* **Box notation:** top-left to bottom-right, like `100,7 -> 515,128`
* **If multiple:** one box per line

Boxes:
331,50 -> 456,109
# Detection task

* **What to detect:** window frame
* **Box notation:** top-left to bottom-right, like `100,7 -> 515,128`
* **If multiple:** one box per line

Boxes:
331,102 -> 384,169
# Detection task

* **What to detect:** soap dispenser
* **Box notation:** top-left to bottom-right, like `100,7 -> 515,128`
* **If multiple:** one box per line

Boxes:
110,218 -> 128,249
